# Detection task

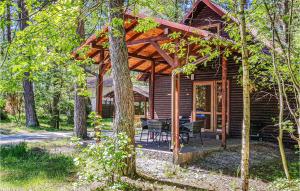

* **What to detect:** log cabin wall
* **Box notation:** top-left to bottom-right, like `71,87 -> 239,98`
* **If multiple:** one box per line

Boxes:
179,2 -> 290,143
183,1 -> 228,38
152,58 -> 280,142
151,1 -> 292,144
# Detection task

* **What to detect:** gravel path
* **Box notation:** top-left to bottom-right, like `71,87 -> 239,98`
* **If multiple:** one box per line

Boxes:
137,158 -> 269,191
0,131 -> 73,145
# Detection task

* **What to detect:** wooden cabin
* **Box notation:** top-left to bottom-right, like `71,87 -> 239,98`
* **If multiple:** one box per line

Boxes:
75,0 -> 293,163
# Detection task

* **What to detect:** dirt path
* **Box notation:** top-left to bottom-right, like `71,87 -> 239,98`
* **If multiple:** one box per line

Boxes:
0,132 -> 73,145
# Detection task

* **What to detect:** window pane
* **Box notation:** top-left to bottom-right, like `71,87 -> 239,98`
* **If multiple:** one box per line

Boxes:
195,85 -> 211,112
216,82 -> 222,113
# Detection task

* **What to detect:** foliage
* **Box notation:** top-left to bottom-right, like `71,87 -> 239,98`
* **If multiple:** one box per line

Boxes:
268,178 -> 300,191
73,133 -> 135,189
134,17 -> 159,33
0,142 -> 76,190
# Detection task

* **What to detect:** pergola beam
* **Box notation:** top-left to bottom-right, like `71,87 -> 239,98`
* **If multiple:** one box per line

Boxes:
125,21 -> 138,32
130,60 -> 146,70
128,53 -> 154,61
127,35 -> 169,46
96,50 -> 105,117
126,30 -> 143,42
221,56 -> 228,148
149,61 -> 156,119
157,65 -> 171,74
150,41 -> 176,67
132,43 -> 151,55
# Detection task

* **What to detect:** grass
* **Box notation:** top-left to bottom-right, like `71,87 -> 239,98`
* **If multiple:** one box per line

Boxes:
0,115 -> 113,134
0,142 -> 77,191
250,158 -> 300,182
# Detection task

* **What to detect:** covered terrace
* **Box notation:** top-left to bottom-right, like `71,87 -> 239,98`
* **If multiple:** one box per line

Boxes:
75,12 -> 230,164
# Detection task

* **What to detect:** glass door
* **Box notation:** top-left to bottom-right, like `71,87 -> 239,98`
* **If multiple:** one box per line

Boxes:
193,80 -> 229,133
214,81 -> 229,133
193,81 -> 214,132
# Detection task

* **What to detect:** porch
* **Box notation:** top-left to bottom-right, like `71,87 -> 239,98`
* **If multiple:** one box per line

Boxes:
135,131 -> 240,164
75,12 -> 231,164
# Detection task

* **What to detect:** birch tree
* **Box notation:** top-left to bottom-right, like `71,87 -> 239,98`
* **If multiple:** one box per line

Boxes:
238,0 -> 251,190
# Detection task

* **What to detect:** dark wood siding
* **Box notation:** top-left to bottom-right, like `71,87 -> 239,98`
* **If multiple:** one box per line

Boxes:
151,2 -> 294,145
187,3 -> 222,27
183,2 -> 229,38
152,58 -> 286,143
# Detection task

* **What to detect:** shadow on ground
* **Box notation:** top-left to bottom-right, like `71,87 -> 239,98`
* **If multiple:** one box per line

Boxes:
188,144 -> 300,182
0,143 -> 76,187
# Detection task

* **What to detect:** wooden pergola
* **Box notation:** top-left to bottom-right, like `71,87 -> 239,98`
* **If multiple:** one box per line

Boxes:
74,12 -> 229,163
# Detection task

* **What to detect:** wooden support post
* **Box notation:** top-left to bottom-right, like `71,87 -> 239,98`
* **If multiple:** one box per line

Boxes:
149,61 -> 155,119
96,50 -> 104,117
144,100 -> 147,118
171,56 -> 180,164
221,56 -> 228,148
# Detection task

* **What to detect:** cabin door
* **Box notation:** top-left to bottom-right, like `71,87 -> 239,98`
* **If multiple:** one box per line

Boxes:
193,81 -> 229,132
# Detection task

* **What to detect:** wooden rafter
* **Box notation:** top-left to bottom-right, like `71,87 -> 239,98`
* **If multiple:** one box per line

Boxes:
157,65 -> 171,74
91,43 -> 103,49
125,21 -> 138,32
128,53 -> 154,61
150,41 -> 175,67
127,35 -> 169,46
130,60 -> 146,70
142,65 -> 152,73
131,31 -> 165,55
132,43 -> 151,55
126,32 -> 142,42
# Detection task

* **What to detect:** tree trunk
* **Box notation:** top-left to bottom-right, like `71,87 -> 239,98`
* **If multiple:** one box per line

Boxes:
239,0 -> 250,190
23,72 -> 39,127
269,8 -> 291,180
107,0 -> 136,177
51,91 -> 60,129
74,85 -> 87,138
18,0 -> 39,127
6,0 -> 11,43
73,1 -> 87,139
50,67 -> 62,129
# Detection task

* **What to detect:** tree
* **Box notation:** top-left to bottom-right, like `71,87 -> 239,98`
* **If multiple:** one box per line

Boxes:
107,0 -> 136,177
238,0 -> 251,190
261,0 -> 300,179
18,0 -> 39,127
74,1 -> 88,139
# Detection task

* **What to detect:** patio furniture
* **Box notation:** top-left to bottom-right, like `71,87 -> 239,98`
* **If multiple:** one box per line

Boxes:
139,118 -> 148,141
183,120 -> 204,145
179,125 -> 190,144
147,119 -> 169,145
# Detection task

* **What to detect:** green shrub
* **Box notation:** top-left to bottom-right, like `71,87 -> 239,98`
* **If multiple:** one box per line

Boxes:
73,133 -> 135,189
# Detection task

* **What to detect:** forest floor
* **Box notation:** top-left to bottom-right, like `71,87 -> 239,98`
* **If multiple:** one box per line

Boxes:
1,137 -> 299,191
137,143 -> 300,191
0,120 -> 299,191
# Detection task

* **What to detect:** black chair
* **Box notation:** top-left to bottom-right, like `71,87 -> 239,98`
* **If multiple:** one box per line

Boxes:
183,120 -> 204,145
147,120 -> 169,145
139,118 -> 148,141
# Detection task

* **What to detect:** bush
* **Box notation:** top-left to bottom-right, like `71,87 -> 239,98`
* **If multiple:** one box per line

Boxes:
0,109 -> 9,121
73,133 -> 135,190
